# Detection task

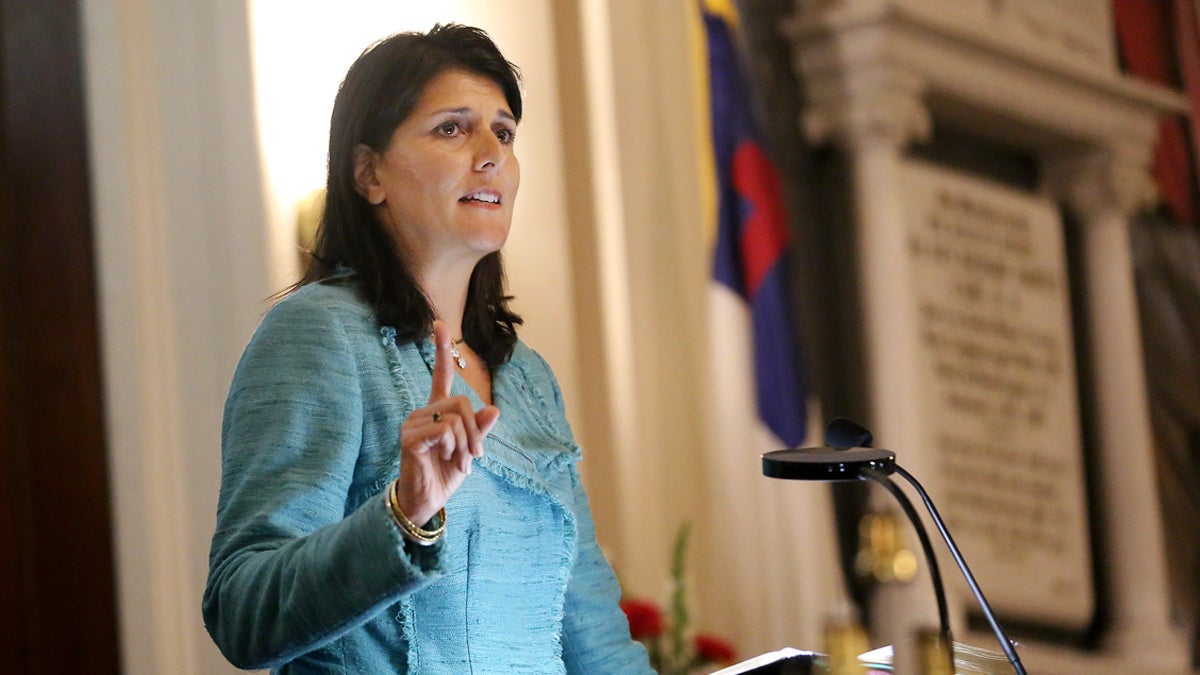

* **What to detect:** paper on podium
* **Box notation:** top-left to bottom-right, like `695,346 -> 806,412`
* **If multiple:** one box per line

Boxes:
707,647 -> 820,674
857,642 -> 1012,673
706,641 -> 1011,674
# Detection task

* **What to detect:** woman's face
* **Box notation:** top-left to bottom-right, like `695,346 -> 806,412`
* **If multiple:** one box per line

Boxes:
357,69 -> 520,269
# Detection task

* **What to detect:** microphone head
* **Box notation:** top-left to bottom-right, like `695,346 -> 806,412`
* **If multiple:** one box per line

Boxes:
762,446 -> 895,481
825,417 -> 873,449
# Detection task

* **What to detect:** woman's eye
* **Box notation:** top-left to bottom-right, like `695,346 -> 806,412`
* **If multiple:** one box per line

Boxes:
495,128 -> 515,144
436,121 -> 460,136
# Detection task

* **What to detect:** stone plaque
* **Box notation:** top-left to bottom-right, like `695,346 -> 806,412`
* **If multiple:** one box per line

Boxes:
900,159 -> 1094,629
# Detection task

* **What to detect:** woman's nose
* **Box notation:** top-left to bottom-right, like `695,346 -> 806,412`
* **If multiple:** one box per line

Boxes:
473,133 -> 505,172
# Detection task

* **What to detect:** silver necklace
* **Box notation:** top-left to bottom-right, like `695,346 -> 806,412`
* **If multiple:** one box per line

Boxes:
449,338 -> 468,370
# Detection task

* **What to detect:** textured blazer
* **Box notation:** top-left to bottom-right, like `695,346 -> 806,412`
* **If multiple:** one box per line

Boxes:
202,280 -> 651,674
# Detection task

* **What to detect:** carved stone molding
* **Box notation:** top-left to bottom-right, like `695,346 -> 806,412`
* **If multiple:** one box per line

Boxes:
800,65 -> 932,150
786,0 -> 1186,159
1043,146 -> 1160,223
794,0 -> 1119,74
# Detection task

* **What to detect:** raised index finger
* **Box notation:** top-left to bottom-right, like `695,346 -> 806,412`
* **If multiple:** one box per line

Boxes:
430,320 -> 454,403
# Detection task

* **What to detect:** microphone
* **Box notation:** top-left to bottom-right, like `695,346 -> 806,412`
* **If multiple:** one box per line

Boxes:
825,416 -> 873,449
761,418 -> 894,481
761,419 -> 1027,675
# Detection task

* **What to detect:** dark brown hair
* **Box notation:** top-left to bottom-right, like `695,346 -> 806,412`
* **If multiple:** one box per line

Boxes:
294,24 -> 523,367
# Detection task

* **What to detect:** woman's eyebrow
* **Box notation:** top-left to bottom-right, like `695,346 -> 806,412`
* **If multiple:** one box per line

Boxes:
427,106 -> 514,119
426,106 -> 472,118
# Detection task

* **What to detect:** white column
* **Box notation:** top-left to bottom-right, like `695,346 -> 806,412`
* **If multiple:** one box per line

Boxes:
1046,151 -> 1189,668
810,72 -> 943,672
854,137 -> 942,671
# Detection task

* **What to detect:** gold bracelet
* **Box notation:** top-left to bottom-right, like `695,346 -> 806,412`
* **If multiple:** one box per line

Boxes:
387,479 -> 446,546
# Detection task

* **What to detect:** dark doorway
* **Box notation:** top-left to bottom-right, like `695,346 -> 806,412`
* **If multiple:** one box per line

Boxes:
0,0 -> 122,672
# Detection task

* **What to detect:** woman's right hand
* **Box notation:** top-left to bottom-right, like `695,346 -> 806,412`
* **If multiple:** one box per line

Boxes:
393,320 -> 499,526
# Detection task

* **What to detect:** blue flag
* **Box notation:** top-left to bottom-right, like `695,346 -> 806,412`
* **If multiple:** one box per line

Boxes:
705,8 -> 808,446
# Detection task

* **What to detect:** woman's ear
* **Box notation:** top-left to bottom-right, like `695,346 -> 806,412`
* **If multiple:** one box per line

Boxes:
352,144 -> 386,205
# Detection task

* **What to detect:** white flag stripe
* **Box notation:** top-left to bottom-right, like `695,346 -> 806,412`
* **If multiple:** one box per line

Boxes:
701,283 -> 845,656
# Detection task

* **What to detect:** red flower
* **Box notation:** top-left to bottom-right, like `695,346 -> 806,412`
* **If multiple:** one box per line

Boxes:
694,633 -> 736,665
620,598 -> 664,639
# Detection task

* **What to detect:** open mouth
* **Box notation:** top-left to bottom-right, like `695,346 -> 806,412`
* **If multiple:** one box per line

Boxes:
460,190 -> 500,205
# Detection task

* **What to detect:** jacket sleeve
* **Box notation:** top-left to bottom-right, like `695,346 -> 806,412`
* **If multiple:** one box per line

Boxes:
202,298 -> 443,670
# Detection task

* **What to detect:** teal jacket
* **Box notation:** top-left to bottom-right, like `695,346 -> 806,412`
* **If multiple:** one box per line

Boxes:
203,280 -> 651,673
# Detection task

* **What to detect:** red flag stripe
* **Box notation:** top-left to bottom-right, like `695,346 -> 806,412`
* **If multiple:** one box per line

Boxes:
732,141 -> 790,297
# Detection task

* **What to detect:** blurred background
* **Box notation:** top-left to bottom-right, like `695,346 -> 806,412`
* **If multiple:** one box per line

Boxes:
1,0 -> 1196,673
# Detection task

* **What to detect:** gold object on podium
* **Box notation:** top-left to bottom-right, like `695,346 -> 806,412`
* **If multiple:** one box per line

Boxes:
917,628 -> 954,675
823,618 -> 868,674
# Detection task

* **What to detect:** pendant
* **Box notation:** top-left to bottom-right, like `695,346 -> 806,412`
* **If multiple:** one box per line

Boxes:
449,341 -> 467,370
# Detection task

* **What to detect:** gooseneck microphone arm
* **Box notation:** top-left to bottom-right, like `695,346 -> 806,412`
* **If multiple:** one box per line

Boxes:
891,464 -> 1027,675
859,467 -> 951,643
760,418 -> 1028,674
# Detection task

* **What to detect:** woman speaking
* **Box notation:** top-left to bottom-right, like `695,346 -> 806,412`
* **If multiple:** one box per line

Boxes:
202,24 -> 652,674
